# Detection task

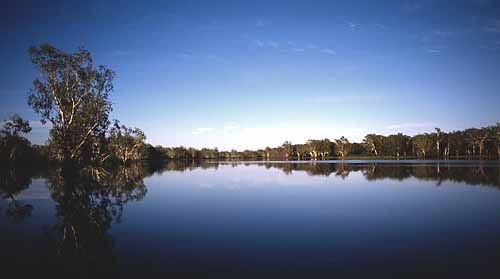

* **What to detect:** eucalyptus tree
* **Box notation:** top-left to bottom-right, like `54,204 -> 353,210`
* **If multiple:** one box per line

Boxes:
465,128 -> 489,157
387,133 -> 410,159
317,139 -> 332,160
108,121 -> 146,163
495,123 -> 500,159
412,134 -> 432,159
294,144 -> 307,160
363,134 -> 383,156
265,147 -> 272,160
0,115 -> 33,163
449,131 -> 466,159
435,128 -> 442,159
1,114 -> 32,136
305,140 -> 319,159
28,44 -> 114,163
282,141 -> 293,160
334,137 -> 351,159
441,131 -> 451,159
188,147 -> 200,161
200,148 -> 219,159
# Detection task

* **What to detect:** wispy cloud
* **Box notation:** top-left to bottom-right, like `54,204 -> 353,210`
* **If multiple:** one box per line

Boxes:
252,39 -> 335,56
433,30 -> 454,37
196,20 -> 223,32
480,40 -> 500,51
322,48 -> 336,55
346,21 -> 361,29
224,124 -> 241,134
177,52 -> 191,58
206,54 -> 221,61
425,48 -> 442,53
403,2 -> 422,13
267,40 -> 279,48
424,45 -> 446,54
385,122 -> 435,130
305,94 -> 382,104
253,40 -> 279,49
256,19 -> 272,27
192,128 -> 213,135
253,39 -> 265,47
483,19 -> 500,33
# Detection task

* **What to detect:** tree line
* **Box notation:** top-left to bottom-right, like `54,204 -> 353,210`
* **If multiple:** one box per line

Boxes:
143,124 -> 500,161
1,44 -> 499,166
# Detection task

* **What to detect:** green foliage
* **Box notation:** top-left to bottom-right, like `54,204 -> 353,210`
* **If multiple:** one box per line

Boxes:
28,44 -> 114,163
0,115 -> 34,163
18,45 -> 500,162
108,120 -> 146,163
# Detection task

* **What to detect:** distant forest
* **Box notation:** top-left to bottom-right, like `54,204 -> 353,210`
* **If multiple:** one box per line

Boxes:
1,44 -> 500,166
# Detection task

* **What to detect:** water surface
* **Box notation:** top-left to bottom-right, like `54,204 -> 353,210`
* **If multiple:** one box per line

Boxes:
1,161 -> 500,277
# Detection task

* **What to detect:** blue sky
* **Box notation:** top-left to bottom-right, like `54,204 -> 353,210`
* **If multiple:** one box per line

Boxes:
1,0 -> 500,150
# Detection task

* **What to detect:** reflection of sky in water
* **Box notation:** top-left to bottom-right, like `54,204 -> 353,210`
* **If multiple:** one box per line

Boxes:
109,164 -> 500,273
3,163 -> 500,275
15,178 -> 51,200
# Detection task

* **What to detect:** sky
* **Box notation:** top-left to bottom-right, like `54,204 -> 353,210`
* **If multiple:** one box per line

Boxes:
1,0 -> 500,150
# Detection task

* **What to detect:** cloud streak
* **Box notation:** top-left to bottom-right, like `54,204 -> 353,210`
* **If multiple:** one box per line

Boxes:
256,19 -> 272,27
192,128 -> 213,135
385,122 -> 436,130
253,40 -> 279,49
483,19 -> 500,33
322,48 -> 336,55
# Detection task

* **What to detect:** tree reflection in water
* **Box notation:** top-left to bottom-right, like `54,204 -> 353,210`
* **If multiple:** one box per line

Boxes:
1,160 -> 500,277
246,161 -> 500,188
42,164 -> 147,277
0,163 -> 149,277
0,166 -> 36,222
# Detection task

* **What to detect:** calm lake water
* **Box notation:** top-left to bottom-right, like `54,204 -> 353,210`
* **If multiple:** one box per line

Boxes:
2,160 -> 500,278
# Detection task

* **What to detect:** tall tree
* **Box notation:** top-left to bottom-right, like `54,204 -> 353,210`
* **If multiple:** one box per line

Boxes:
465,128 -> 489,158
0,115 -> 33,162
335,137 -> 351,159
387,133 -> 409,159
28,44 -> 114,163
1,114 -> 32,136
363,134 -> 382,156
495,123 -> 500,159
435,128 -> 442,159
412,134 -> 432,159
295,144 -> 307,160
108,121 -> 146,163
282,141 -> 293,160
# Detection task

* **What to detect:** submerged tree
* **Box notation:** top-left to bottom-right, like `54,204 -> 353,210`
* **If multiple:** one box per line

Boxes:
335,137 -> 351,159
363,134 -> 383,157
0,114 -> 33,163
282,141 -> 293,160
412,134 -> 432,159
435,128 -> 442,159
28,44 -> 114,163
495,123 -> 500,159
108,121 -> 146,164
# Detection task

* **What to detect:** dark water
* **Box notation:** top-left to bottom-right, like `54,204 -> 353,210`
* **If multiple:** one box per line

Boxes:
1,160 -> 500,278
